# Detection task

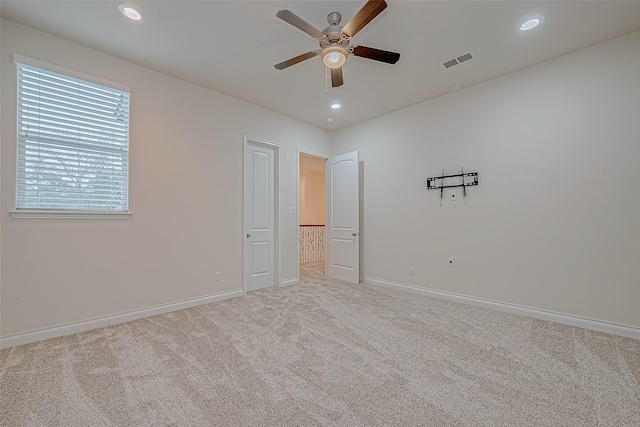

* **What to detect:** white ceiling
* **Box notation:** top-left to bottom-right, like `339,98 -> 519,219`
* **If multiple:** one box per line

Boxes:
2,1 -> 639,130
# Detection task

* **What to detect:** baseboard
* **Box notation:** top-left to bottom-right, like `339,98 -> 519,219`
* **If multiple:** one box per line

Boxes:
0,289 -> 244,349
281,277 -> 299,287
363,277 -> 640,340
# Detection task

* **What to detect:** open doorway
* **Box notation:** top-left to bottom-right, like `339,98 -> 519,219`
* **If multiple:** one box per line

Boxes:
299,153 -> 327,282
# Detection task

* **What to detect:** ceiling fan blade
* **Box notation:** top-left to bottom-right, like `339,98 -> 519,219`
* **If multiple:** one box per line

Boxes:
342,0 -> 387,38
276,10 -> 325,39
274,51 -> 319,70
331,67 -> 344,87
352,45 -> 400,64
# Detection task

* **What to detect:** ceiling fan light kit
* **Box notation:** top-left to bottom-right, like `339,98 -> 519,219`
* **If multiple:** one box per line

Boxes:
274,0 -> 400,88
322,46 -> 347,69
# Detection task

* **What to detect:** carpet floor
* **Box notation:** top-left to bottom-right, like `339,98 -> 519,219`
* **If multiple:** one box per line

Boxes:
1,261 -> 639,426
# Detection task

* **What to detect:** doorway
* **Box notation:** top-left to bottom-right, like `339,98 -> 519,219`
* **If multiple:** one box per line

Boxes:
299,153 -> 327,281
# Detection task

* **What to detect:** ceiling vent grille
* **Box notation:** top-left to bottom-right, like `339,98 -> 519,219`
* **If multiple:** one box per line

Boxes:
442,52 -> 474,69
442,59 -> 458,69
457,52 -> 473,63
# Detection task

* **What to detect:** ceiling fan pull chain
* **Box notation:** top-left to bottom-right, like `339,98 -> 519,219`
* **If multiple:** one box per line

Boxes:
325,66 -> 329,94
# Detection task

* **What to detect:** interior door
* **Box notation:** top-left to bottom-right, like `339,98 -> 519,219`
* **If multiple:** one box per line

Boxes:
326,151 -> 359,283
244,142 -> 275,292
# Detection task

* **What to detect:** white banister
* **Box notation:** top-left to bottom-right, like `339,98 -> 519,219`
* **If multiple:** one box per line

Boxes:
299,225 -> 325,262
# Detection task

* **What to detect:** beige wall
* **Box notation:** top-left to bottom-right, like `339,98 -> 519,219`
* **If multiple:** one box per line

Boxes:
332,32 -> 640,328
300,154 -> 325,225
0,19 -> 332,337
300,171 -> 325,225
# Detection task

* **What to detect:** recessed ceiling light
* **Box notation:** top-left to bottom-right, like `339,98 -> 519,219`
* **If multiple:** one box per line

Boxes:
520,16 -> 543,31
331,103 -> 341,110
118,4 -> 142,21
327,118 -> 334,122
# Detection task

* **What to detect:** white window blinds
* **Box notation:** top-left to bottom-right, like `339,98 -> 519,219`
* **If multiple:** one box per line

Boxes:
17,61 -> 130,211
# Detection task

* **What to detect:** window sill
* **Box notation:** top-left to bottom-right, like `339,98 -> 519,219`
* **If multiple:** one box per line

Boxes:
9,210 -> 132,220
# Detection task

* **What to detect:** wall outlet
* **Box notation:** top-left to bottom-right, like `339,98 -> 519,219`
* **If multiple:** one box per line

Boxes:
409,265 -> 415,275
215,272 -> 221,281
288,206 -> 295,215
448,257 -> 454,267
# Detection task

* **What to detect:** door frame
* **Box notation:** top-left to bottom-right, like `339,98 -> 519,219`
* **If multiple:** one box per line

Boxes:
243,135 -> 280,293
297,149 -> 329,279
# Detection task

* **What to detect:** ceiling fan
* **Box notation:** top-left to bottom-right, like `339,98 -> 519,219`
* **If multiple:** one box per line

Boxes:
274,0 -> 400,88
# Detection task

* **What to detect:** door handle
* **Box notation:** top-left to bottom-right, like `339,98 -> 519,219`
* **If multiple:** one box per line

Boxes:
352,232 -> 358,237
246,233 -> 251,238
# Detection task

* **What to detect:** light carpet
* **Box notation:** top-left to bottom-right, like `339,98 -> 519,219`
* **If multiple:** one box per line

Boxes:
1,260 -> 639,426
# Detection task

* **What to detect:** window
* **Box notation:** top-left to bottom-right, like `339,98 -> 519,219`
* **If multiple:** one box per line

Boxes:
16,58 -> 130,212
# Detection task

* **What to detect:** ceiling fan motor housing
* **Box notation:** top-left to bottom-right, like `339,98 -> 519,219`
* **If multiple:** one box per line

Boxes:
321,10 -> 349,58
320,38 -> 350,51
324,11 -> 345,42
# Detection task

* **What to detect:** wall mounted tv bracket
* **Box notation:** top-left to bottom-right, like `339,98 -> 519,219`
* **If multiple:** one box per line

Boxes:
426,167 -> 479,205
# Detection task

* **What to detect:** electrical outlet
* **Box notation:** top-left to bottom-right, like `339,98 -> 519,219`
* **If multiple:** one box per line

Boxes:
409,266 -> 415,275
448,257 -> 454,267
215,272 -> 221,281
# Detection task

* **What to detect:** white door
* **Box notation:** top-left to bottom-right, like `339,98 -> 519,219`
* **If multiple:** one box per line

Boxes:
326,151 -> 359,283
244,141 -> 276,292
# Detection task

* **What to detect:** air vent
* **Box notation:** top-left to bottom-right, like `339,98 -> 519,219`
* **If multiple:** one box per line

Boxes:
457,52 -> 473,63
442,59 -> 458,69
442,52 -> 474,69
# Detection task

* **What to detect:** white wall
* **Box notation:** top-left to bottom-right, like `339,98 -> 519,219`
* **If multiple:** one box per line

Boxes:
0,17 -> 3,338
332,32 -> 640,328
0,19 -> 332,337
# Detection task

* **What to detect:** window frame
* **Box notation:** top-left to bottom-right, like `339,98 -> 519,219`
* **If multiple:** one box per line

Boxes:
11,54 -> 132,219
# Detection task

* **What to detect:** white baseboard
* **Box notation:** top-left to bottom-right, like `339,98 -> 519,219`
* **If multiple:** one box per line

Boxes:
363,277 -> 640,340
0,289 -> 244,349
281,277 -> 299,287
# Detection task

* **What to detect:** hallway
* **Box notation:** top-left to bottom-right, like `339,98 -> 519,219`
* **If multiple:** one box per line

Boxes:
300,260 -> 325,283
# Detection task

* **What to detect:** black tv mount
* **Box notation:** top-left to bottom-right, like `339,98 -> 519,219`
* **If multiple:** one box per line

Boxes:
426,167 -> 479,205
